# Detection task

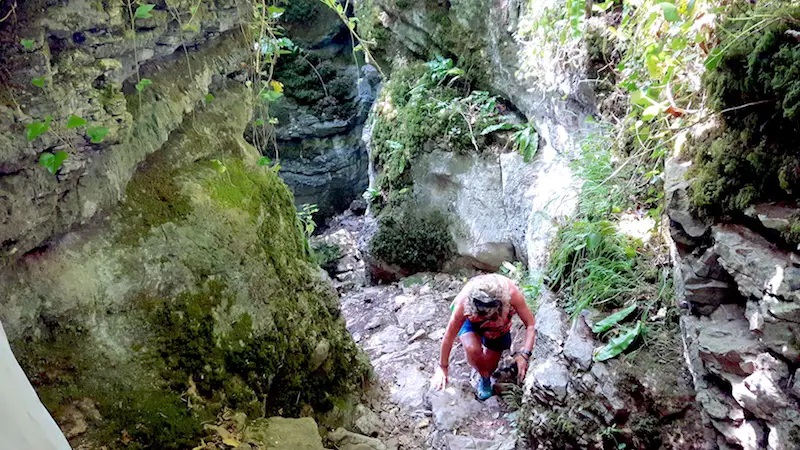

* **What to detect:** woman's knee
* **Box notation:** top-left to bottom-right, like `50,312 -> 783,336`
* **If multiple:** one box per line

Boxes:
460,334 -> 484,364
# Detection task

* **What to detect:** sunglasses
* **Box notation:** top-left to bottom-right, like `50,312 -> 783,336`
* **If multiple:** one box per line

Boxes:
473,298 -> 501,315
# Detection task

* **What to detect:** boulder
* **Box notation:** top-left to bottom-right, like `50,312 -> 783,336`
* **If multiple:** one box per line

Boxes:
563,312 -> 595,371
1,66 -> 368,446
533,296 -> 569,354
529,357 -> 570,403
245,417 -> 326,450
410,149 -> 516,270
712,224 -> 800,302
697,316 -> 763,378
328,427 -> 387,450
390,366 -> 429,411
352,404 -> 382,437
744,203 -> 797,234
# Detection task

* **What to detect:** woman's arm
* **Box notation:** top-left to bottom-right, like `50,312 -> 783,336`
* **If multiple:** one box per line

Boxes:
431,290 -> 468,390
509,281 -> 536,381
439,296 -> 467,368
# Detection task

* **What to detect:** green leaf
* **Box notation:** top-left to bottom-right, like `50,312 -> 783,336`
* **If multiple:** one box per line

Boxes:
135,4 -> 156,19
704,47 -> 724,71
594,321 -> 643,362
135,78 -> 153,92
259,90 -> 282,102
39,150 -> 69,175
267,6 -> 284,18
592,303 -> 638,334
204,93 -> 214,103
20,39 -> 35,50
87,126 -> 109,143
26,118 -> 51,141
592,0 -> 614,12
254,118 -> 265,126
257,156 -> 272,166
353,44 -> 363,53
480,122 -> 517,135
641,104 -> 663,121
66,115 -> 87,129
31,76 -> 46,88
658,3 -> 680,22
190,6 -> 198,14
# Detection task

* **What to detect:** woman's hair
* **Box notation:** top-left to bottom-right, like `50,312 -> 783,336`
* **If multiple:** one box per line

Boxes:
462,275 -> 511,318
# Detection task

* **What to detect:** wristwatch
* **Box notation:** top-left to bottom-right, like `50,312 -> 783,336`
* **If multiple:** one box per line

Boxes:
515,350 -> 532,360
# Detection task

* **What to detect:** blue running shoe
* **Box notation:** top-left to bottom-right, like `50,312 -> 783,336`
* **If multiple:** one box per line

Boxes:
477,376 -> 493,401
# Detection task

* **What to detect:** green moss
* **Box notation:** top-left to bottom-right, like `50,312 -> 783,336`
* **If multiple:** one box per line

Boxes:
13,157 -> 369,449
117,163 -> 192,246
371,63 -> 505,194
273,54 -> 356,120
689,3 -> 800,216
782,214 -> 800,246
13,324 -> 204,450
370,201 -> 454,273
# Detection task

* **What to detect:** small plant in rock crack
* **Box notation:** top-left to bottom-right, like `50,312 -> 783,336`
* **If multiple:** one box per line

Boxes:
362,187 -> 381,202
481,121 -> 539,162
135,78 -> 153,92
39,151 -> 69,175
425,55 -> 465,86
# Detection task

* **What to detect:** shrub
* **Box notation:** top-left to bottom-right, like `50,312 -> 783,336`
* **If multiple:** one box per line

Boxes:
370,205 -> 454,273
312,242 -> 342,273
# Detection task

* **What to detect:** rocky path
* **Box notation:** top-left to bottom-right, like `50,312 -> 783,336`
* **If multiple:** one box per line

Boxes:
316,213 -> 520,450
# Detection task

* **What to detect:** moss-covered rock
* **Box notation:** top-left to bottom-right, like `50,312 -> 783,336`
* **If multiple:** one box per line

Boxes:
2,82 -> 369,449
369,62 -> 508,195
687,3 -> 800,219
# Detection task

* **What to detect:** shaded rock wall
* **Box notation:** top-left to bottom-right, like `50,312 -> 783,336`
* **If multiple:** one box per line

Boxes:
250,15 -> 380,222
0,2 -> 369,448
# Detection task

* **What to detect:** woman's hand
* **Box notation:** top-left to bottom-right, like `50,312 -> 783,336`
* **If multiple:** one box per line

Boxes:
431,365 -> 448,390
514,355 -> 529,383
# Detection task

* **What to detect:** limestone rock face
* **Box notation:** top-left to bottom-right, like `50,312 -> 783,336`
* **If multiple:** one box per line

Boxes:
0,1 -> 251,260
0,5 -> 369,448
666,157 -> 800,449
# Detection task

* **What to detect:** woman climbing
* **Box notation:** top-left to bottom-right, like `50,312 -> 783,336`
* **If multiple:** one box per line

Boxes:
430,273 -> 536,400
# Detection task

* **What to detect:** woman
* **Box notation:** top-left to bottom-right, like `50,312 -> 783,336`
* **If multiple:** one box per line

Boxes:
431,273 -> 536,400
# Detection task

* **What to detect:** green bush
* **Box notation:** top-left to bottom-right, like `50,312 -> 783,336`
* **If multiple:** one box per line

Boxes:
312,242 -> 342,273
689,3 -> 800,216
370,205 -> 454,273
281,0 -> 321,23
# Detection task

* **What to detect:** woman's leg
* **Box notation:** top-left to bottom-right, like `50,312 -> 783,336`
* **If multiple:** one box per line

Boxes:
481,347 -> 503,376
460,332 -> 492,377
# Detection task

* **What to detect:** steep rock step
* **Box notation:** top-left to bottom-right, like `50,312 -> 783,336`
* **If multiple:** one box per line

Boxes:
319,217 -> 519,449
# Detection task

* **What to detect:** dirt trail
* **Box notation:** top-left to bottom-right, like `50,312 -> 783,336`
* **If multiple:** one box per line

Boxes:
317,214 -> 521,450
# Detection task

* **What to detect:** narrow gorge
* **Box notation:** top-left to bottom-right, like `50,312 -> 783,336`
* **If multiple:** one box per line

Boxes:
1,1 -> 799,450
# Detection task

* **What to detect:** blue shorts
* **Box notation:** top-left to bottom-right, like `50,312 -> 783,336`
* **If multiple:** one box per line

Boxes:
458,320 -> 512,352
